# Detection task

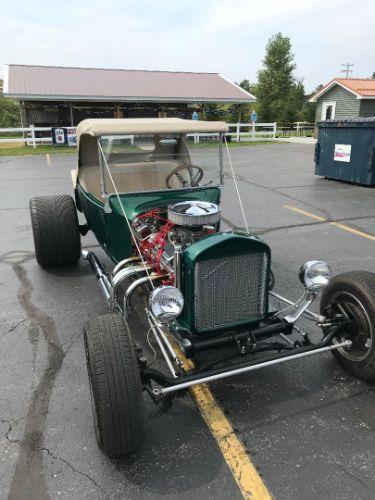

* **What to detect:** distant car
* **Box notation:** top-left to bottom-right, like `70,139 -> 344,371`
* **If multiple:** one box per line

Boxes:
30,118 -> 375,457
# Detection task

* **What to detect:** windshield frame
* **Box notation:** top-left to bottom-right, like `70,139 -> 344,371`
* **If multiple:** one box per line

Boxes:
96,132 -> 224,198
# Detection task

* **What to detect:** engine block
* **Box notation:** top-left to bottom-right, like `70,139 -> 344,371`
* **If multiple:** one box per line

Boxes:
131,202 -> 219,277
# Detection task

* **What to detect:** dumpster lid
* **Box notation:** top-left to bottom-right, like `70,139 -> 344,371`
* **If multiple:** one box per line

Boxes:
318,117 -> 375,128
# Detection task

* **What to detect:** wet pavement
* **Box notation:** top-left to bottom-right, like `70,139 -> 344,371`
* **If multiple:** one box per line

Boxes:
1,144 -> 374,499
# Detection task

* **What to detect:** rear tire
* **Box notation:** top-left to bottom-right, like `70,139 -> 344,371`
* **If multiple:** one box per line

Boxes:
320,271 -> 375,380
29,195 -> 81,267
84,314 -> 144,457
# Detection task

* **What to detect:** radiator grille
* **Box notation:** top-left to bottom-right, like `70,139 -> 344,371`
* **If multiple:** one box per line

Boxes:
194,252 -> 268,330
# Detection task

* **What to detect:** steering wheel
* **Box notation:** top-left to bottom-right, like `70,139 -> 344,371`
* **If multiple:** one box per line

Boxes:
166,165 -> 204,189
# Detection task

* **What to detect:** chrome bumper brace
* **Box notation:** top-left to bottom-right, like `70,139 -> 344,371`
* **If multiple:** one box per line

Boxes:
270,290 -> 325,323
152,340 -> 352,396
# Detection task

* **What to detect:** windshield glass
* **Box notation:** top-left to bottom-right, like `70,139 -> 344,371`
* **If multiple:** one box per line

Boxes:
99,133 -> 222,193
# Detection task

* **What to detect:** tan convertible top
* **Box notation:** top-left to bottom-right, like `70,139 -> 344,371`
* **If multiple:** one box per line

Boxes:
76,118 -> 228,139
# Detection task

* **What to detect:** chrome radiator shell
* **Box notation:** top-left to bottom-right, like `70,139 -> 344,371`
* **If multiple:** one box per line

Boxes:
193,251 -> 269,330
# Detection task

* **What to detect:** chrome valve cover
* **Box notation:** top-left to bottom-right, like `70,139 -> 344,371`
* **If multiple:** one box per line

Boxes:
168,201 -> 220,226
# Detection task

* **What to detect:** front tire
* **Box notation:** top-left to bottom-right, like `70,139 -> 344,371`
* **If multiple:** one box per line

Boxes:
30,195 -> 81,267
84,314 -> 144,457
320,271 -> 375,380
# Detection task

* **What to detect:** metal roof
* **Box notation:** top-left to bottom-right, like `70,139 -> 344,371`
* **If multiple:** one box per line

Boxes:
3,64 -> 255,103
76,118 -> 229,138
309,78 -> 375,102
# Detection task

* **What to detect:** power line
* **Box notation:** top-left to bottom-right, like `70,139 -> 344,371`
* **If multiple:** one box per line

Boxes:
340,62 -> 354,79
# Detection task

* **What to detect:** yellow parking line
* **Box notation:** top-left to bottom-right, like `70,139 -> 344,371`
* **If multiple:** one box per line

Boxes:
283,204 -> 325,222
283,204 -> 375,241
329,221 -> 375,241
179,352 -> 272,499
46,153 -> 52,166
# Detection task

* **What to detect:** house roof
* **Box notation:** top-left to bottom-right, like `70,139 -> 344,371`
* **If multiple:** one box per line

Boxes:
309,78 -> 375,102
3,64 -> 255,104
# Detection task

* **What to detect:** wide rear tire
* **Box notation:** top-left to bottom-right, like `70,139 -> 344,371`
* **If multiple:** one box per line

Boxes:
84,314 -> 144,457
320,271 -> 375,380
29,195 -> 81,267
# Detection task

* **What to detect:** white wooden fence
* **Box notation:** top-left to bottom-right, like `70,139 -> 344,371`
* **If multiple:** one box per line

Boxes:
0,122 -> 279,148
0,126 -> 56,147
228,122 -> 277,141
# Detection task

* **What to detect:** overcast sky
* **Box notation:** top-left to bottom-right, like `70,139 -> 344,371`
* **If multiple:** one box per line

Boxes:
1,0 -> 374,93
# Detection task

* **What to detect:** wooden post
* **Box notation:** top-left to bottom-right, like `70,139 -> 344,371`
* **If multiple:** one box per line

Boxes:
157,108 -> 167,118
114,105 -> 124,118
236,122 -> 240,143
19,100 -> 26,144
237,105 -> 242,142
237,104 -> 241,124
30,125 -> 36,148
69,102 -> 74,126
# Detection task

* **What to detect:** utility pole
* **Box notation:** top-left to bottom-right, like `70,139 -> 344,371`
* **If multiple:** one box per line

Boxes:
340,62 -> 354,78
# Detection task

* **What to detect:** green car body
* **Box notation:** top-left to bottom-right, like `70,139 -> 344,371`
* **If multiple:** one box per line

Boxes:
75,181 -> 271,335
70,117 -> 273,337
75,183 -> 222,263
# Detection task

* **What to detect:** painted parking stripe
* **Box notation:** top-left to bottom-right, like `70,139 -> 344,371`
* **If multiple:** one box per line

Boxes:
178,351 -> 272,500
283,204 -> 375,241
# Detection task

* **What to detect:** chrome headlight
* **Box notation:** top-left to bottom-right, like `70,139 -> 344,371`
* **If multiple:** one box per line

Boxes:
299,260 -> 332,291
149,285 -> 184,323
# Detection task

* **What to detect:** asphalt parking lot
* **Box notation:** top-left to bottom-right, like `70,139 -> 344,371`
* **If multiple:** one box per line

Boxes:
1,143 -> 375,500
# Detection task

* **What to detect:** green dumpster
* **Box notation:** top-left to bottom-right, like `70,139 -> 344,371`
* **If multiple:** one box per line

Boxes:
315,117 -> 375,186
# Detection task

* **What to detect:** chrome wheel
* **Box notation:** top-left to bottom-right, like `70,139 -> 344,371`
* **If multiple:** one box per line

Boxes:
327,291 -> 372,362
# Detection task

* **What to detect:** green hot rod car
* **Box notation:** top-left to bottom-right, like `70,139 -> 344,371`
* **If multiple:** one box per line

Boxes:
30,118 -> 375,457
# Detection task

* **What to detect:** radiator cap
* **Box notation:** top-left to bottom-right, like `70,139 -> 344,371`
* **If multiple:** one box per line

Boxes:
168,201 -> 220,226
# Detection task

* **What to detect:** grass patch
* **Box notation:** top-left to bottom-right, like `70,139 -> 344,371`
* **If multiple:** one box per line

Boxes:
0,145 -> 77,156
0,140 -> 280,157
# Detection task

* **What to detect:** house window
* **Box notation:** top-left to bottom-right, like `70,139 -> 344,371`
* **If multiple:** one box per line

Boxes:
321,101 -> 336,120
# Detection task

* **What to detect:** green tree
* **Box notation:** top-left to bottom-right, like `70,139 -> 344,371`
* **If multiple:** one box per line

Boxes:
301,84 -> 323,123
372,72 -> 375,79
238,79 -> 253,94
300,101 -> 316,123
254,33 -> 303,124
0,79 -> 21,127
284,78 -> 306,122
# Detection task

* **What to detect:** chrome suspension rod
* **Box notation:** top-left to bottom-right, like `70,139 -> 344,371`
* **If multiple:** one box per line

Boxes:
155,340 -> 352,395
146,312 -> 177,378
147,310 -> 183,368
